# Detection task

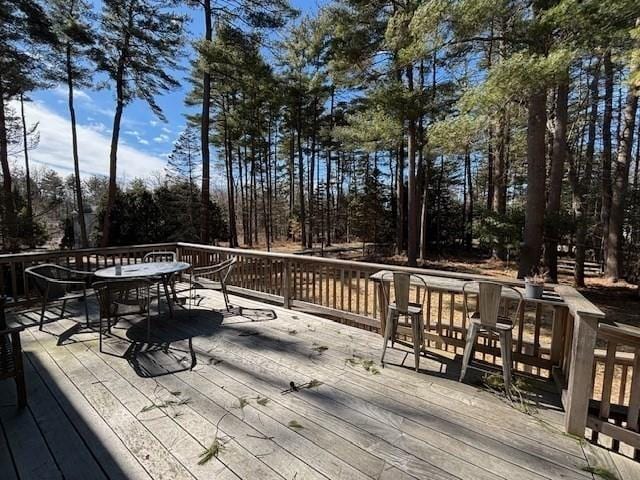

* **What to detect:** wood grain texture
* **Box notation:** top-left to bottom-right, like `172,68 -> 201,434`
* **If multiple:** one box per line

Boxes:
0,287 -> 637,480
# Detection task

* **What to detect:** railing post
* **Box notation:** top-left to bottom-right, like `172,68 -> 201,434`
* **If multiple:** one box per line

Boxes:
550,305 -> 568,367
283,260 -> 291,309
564,313 -> 598,435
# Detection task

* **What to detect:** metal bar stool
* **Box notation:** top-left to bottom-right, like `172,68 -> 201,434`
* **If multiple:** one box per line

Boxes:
459,281 -> 524,392
380,272 -> 428,371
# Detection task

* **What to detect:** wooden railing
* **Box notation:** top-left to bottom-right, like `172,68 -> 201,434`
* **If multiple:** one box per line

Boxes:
0,243 -> 179,305
588,324 -> 640,458
0,241 -> 608,443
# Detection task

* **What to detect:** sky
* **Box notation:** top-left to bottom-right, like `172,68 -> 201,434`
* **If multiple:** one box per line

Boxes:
14,0 -> 322,186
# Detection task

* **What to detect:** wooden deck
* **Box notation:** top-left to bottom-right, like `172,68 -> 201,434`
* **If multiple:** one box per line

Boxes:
1,287 -> 638,480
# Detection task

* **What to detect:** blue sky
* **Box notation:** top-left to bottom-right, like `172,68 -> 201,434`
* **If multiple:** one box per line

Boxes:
17,0 -> 322,185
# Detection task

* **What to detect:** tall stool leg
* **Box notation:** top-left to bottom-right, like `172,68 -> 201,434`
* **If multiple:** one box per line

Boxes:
499,330 -> 513,395
411,313 -> 424,372
460,323 -> 479,382
380,308 -> 396,366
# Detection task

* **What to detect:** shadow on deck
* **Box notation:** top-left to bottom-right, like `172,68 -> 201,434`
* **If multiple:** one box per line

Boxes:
1,289 -> 638,480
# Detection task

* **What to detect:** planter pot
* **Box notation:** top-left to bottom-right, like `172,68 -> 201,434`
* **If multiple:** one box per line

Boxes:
524,281 -> 544,299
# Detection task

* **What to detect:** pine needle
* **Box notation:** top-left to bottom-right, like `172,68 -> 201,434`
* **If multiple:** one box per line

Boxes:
582,466 -> 619,480
288,420 -> 304,430
238,397 -> 249,409
305,379 -> 322,389
288,329 -> 298,335
198,439 -> 223,465
140,398 -> 190,413
256,397 -> 270,406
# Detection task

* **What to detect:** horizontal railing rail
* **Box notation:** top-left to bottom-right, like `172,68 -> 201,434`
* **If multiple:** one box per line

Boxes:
1,241 -> 607,441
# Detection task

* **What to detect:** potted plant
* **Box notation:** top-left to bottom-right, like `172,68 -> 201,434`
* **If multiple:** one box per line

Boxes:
524,271 -> 546,299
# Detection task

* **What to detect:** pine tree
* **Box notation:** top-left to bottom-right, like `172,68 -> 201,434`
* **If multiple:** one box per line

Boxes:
48,0 -> 95,248
165,125 -> 201,237
94,0 -> 185,247
0,0 -> 55,250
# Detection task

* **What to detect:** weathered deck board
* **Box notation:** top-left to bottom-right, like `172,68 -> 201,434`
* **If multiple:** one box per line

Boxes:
0,288 -> 638,480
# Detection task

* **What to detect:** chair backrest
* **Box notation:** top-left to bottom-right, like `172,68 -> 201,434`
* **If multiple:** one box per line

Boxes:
393,272 -> 411,314
194,257 -> 237,283
462,281 -> 523,327
25,264 -> 80,299
380,271 -> 428,315
93,279 -> 152,318
143,251 -> 176,263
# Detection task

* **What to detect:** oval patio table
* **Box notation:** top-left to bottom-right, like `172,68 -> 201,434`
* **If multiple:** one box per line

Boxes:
94,261 -> 191,318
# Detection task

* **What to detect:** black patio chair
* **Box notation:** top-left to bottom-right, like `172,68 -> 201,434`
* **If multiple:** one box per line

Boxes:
25,264 -> 93,330
93,278 -> 155,353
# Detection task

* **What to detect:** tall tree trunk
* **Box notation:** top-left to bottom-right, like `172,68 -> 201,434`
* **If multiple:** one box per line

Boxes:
544,78 -> 569,282
19,94 -> 34,248
101,11 -> 132,247
396,144 -> 404,254
517,90 -> 547,278
406,66 -> 418,266
606,87 -> 639,281
200,0 -> 212,244
102,95 -> 124,247
0,78 -> 18,251
326,87 -> 334,246
66,43 -> 88,248
492,112 -> 508,259
600,51 -> 614,262
574,62 -> 600,286
307,97 -> 317,247
296,99 -> 306,247
464,149 -> 473,250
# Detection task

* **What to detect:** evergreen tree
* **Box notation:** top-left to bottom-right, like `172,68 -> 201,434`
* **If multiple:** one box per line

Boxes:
47,0 -> 96,248
0,0 -> 55,250
94,0 -> 185,246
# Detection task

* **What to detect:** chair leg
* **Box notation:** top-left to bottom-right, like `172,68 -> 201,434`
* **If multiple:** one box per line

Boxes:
380,309 -> 396,366
460,323 -> 479,382
60,299 -> 67,319
15,374 -> 26,408
412,313 -> 424,372
39,299 -> 47,331
221,283 -> 230,311
83,291 -> 90,327
499,331 -> 513,395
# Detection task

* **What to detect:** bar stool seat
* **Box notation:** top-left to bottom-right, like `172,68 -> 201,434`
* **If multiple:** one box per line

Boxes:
468,312 -> 513,331
390,302 -> 423,315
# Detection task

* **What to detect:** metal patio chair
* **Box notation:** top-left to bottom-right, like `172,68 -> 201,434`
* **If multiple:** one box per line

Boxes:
190,257 -> 237,311
459,281 -> 524,393
25,264 -> 93,330
143,251 -> 179,303
143,251 -> 177,263
380,272 -> 429,372
93,278 -> 155,353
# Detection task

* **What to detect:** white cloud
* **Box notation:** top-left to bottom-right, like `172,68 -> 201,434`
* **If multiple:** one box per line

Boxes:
53,85 -> 92,103
10,100 -> 166,180
153,133 -> 170,143
161,126 -> 171,134
124,130 -> 140,136
139,139 -> 149,145
149,120 -> 159,127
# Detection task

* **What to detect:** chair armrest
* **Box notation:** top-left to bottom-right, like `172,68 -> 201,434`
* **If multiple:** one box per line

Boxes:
192,265 -> 226,276
0,324 -> 26,336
